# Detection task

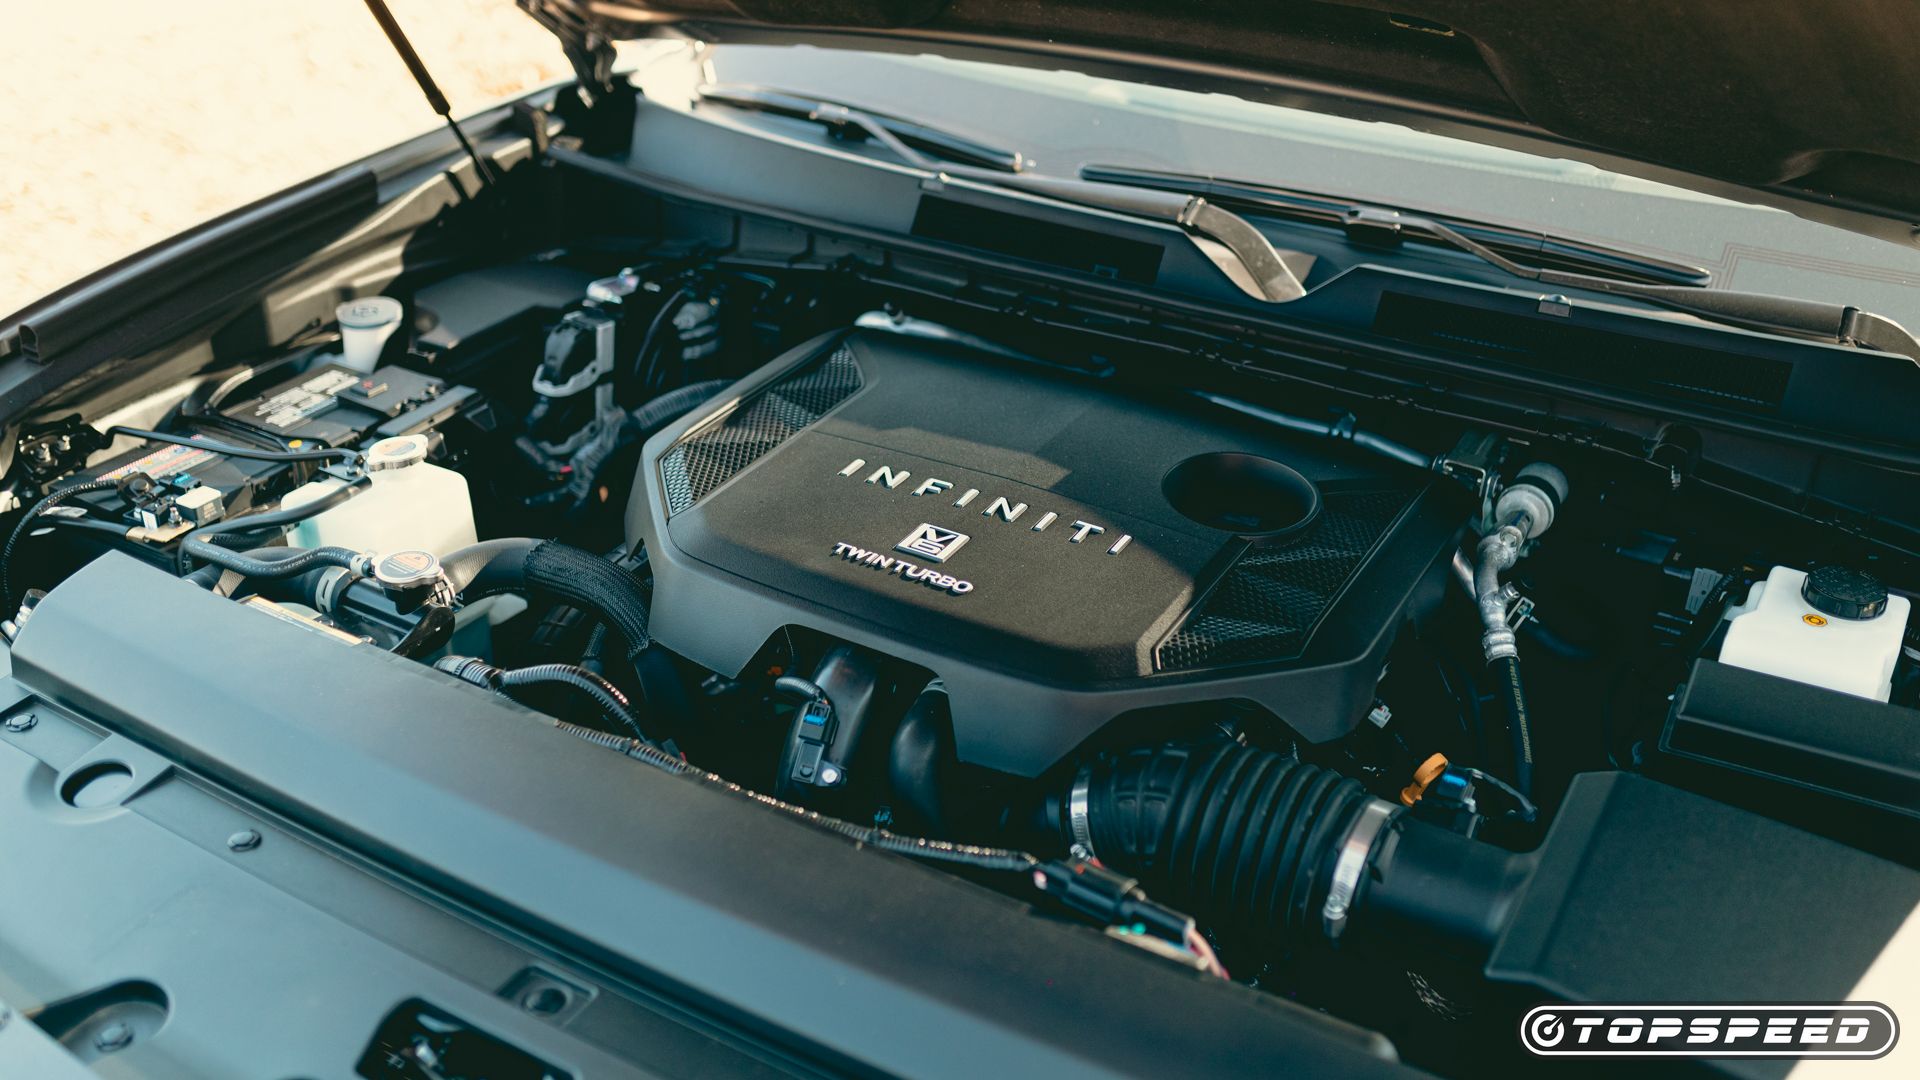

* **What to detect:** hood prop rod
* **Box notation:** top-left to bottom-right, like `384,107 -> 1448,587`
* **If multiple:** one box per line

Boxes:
360,0 -> 498,195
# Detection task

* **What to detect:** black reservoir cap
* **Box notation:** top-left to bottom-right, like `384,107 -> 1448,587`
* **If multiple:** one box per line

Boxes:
1802,564 -> 1889,620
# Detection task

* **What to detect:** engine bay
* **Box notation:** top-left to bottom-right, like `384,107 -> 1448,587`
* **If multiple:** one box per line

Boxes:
5,234 -> 1919,1074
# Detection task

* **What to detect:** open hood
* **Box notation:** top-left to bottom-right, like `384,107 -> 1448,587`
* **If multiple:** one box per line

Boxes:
519,0 -> 1920,246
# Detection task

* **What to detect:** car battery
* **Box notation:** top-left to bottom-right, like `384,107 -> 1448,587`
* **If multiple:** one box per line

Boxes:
56,361 -> 485,555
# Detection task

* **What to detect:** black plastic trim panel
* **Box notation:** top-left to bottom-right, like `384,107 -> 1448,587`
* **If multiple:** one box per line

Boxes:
4,553 -> 1415,1079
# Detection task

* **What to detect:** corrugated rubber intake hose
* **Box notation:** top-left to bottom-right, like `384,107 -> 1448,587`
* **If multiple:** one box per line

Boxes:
1073,741 -> 1530,965
1077,742 -> 1376,960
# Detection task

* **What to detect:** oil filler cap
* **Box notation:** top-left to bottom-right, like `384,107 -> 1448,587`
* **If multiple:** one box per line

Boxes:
1802,565 -> 1889,621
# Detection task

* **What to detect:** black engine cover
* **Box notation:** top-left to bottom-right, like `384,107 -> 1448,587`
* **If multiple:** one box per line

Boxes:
630,330 -> 1461,775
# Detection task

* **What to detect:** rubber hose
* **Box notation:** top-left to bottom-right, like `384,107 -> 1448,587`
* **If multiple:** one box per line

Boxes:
177,474 -> 371,574
632,378 -> 730,438
522,541 -> 652,662
1492,656 -> 1534,798
887,684 -> 955,834
181,537 -> 363,582
184,547 -> 325,591
440,537 -> 539,595
1077,742 -> 1377,961
440,539 -> 650,663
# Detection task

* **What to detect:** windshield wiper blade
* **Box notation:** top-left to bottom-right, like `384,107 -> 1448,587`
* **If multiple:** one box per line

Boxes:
1085,165 -> 1920,365
1082,165 -> 1711,286
695,85 -> 1313,302
696,84 -> 1028,174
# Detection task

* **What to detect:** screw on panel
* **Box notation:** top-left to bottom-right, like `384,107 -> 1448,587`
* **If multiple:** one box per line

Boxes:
1,712 -> 35,733
226,829 -> 262,852
93,1021 -> 133,1053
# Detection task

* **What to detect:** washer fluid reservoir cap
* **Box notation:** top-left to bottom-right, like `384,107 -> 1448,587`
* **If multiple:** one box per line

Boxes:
364,434 -> 429,473
1802,565 -> 1890,620
337,295 -> 403,330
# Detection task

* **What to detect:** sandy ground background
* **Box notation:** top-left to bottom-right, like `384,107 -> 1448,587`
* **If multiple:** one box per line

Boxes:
1,1 -> 589,316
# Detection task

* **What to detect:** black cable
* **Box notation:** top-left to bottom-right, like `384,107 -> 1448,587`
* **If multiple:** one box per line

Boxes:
581,621 -> 608,669
1,479 -> 119,613
38,517 -> 131,540
1491,656 -> 1534,798
1454,766 -> 1540,823
634,287 -> 695,391
435,656 -> 651,743
195,343 -> 319,413
176,475 -> 372,575
551,719 -> 1041,872
430,651 -> 1039,873
178,412 -> 311,453
106,426 -> 360,466
499,664 -> 649,742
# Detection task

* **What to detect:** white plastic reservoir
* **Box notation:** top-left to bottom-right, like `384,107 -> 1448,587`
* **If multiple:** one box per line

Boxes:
1718,565 -> 1910,702
283,434 -> 477,556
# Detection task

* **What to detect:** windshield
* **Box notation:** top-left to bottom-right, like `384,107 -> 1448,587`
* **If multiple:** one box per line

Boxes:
634,42 -> 1920,328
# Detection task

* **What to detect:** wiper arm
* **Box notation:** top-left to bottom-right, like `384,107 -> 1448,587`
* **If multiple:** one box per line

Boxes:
695,85 -> 1312,302
1084,165 -> 1920,365
1083,164 -> 1712,286
696,84 -> 1028,174
1420,213 -> 1920,366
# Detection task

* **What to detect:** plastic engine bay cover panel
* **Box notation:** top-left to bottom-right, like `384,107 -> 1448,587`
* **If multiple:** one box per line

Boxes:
629,330 -> 1462,775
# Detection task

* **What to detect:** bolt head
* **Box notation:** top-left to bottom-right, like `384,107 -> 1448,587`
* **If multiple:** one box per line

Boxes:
93,1021 -> 133,1052
1,712 -> 35,733
226,829 -> 262,852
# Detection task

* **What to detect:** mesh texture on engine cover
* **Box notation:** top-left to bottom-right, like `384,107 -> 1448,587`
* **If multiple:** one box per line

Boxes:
1155,488 -> 1414,671
660,344 -> 863,515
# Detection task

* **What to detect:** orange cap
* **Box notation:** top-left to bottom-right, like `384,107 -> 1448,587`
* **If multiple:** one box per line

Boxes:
1400,753 -> 1449,806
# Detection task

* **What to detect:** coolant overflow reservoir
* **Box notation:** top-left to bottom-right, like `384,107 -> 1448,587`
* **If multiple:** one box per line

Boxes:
284,435 -> 477,557
1718,565 -> 1910,701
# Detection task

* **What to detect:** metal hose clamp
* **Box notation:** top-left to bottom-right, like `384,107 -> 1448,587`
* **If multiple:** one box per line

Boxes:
1322,798 -> 1398,940
1067,766 -> 1097,861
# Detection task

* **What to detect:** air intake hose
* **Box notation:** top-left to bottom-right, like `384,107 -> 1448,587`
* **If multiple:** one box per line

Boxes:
1068,742 -> 1527,964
